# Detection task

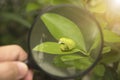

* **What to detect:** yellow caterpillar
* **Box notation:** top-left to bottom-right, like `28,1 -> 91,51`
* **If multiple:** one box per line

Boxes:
58,37 -> 76,51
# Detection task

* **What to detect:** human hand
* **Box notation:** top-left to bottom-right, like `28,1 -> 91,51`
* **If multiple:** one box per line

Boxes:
0,45 -> 33,80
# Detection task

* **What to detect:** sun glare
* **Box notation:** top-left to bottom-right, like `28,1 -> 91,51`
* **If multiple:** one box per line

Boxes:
112,0 -> 120,7
108,0 -> 120,10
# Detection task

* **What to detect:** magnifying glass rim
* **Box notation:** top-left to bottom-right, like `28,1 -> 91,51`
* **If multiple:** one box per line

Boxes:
27,4 -> 103,79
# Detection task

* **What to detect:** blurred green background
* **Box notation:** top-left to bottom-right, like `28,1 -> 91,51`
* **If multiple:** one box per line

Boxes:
1,0 -> 120,80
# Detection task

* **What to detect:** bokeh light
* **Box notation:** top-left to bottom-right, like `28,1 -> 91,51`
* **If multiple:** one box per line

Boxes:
107,0 -> 120,14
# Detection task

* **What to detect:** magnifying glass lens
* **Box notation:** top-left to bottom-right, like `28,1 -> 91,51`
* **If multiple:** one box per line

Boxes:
28,5 -> 103,78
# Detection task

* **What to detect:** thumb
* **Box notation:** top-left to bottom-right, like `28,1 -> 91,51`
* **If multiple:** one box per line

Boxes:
0,62 -> 28,80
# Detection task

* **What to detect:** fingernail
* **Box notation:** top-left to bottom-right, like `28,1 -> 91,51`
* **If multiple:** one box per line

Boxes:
17,62 -> 28,79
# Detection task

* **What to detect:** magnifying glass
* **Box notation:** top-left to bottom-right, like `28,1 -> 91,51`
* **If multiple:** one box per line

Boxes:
28,4 -> 103,79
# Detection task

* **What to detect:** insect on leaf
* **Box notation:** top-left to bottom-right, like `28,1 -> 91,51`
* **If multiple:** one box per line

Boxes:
41,13 -> 86,52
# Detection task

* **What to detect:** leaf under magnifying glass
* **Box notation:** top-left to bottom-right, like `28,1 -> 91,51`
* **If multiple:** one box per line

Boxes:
33,42 -> 80,54
60,54 -> 84,62
88,35 -> 101,54
54,55 -> 92,70
41,13 -> 86,53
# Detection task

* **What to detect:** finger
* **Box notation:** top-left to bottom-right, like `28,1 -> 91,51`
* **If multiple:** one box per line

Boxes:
0,45 -> 28,61
0,61 -> 28,80
23,70 -> 33,80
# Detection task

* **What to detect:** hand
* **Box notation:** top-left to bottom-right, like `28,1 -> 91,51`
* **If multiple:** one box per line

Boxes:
0,45 -> 33,80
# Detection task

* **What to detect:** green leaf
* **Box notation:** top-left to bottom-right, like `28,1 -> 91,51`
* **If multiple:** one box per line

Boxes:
72,57 -> 92,70
117,62 -> 120,79
102,46 -> 111,54
93,64 -> 105,77
41,13 -> 86,52
89,35 -> 100,53
33,42 -> 80,54
60,54 -> 84,62
51,0 -> 85,8
94,14 -> 107,29
54,55 -> 92,70
87,0 -> 106,13
37,0 -> 51,4
103,67 -> 118,80
53,56 -> 69,68
103,29 -> 120,42
1,13 -> 31,28
101,52 -> 120,64
90,74 -> 103,80
26,3 -> 40,12
51,0 -> 71,5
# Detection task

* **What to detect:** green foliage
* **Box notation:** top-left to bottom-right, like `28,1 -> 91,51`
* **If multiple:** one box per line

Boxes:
86,0 -> 107,13
102,67 -> 119,80
51,0 -> 85,8
33,42 -> 80,54
102,46 -> 111,54
32,0 -> 120,78
1,13 -> 31,28
1,0 -> 120,80
60,54 -> 84,61
54,55 -> 92,70
26,3 -> 40,12
33,13 -> 94,71
88,35 -> 100,53
93,64 -> 105,77
101,52 -> 120,64
0,1 -> 30,48
41,13 -> 86,52
51,0 -> 71,5
103,29 -> 120,42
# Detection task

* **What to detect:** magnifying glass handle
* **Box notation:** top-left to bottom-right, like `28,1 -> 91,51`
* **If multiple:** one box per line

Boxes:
24,60 -> 31,68
24,58 -> 40,70
24,59 -> 36,69
24,60 -> 82,80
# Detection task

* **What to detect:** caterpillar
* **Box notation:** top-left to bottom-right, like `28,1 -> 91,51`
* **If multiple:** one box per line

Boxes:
58,37 -> 76,51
